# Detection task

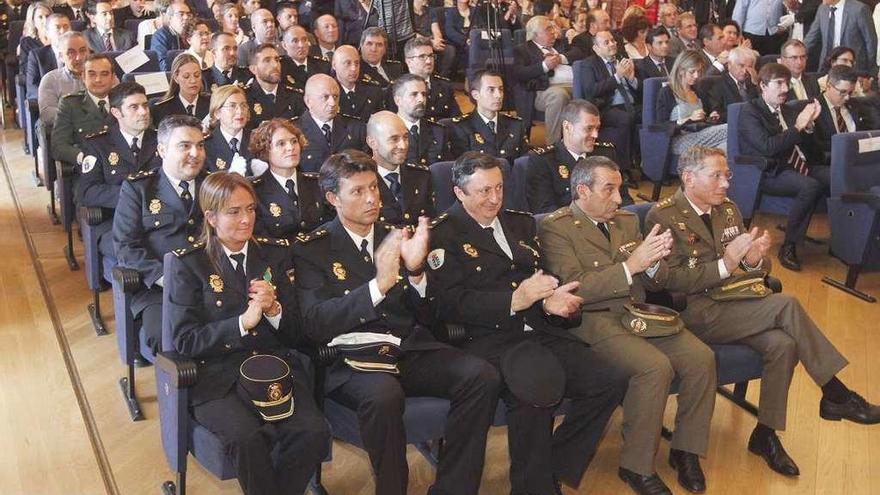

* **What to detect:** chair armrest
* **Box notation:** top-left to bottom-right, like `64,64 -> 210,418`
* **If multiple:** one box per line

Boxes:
79,206 -> 104,226
645,122 -> 676,135
313,345 -> 339,367
840,192 -> 880,209
155,351 -> 198,388
58,161 -> 76,178
734,155 -> 770,170
112,266 -> 142,293
765,275 -> 783,294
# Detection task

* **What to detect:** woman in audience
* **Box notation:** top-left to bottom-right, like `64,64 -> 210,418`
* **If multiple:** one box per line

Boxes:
219,2 -> 249,45
818,46 -> 868,96
622,13 -> 650,59
249,118 -> 330,239
444,0 -> 474,74
166,171 -> 331,495
630,0 -> 659,24
151,53 -> 211,126
18,2 -> 52,65
205,85 -> 252,175
565,8 -> 589,44
414,0 -> 457,77
658,49 -> 727,154
184,18 -> 214,71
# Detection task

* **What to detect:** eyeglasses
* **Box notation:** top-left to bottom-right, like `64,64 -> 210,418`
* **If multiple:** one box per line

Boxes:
221,102 -> 249,111
406,53 -> 433,61
829,85 -> 854,97
701,171 -> 733,182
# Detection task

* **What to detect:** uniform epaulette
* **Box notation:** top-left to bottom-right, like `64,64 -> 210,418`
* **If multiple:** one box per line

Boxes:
505,208 -> 531,216
285,84 -> 303,94
656,196 -> 675,209
360,77 -> 381,87
308,55 -> 325,63
154,95 -> 174,105
61,90 -> 85,99
450,113 -> 471,123
614,208 -> 636,216
301,171 -> 320,179
85,126 -> 109,139
433,74 -> 451,82
127,168 -> 157,181
256,236 -> 290,247
286,75 -> 297,85
296,228 -> 328,243
722,196 -> 734,204
425,117 -> 438,125
500,111 -> 522,121
289,115 -> 300,122
429,212 -> 449,229
386,60 -> 402,65
340,113 -> 361,121
405,162 -> 430,171
544,206 -> 572,222
173,242 -> 205,257
532,144 -> 555,155
594,141 -> 615,148
249,176 -> 264,185
202,131 -> 213,139
244,78 -> 255,88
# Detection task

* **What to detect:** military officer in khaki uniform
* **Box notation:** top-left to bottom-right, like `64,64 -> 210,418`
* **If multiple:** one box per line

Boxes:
646,146 -> 880,479
540,155 -> 716,495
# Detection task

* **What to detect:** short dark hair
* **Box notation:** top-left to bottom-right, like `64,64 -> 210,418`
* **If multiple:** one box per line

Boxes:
646,26 -> 670,45
827,64 -> 859,86
720,19 -> 741,35
560,99 -> 599,126
85,52 -> 113,68
157,114 -> 203,145
319,149 -> 377,195
109,82 -> 146,109
468,69 -> 502,95
276,1 -> 297,16
698,23 -> 720,43
248,42 -> 278,66
826,46 -> 856,67
211,31 -> 234,50
311,13 -> 335,32
621,15 -> 650,43
571,155 -> 619,199
758,62 -> 791,86
404,34 -> 434,57
391,73 -> 426,99
85,0 -> 112,16
452,151 -> 501,190
533,0 -> 555,16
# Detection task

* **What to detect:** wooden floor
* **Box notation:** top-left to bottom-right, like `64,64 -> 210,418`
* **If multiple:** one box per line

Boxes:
1,119 -> 879,495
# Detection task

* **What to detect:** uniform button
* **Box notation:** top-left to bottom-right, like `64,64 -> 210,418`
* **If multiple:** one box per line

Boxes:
359,317 -> 366,324
381,313 -> 387,318
188,219 -> 194,225
252,331 -> 258,336
404,213 -> 410,219
593,261 -> 599,267
252,350 -> 258,355
344,289 -> 350,295
224,344 -> 231,349
187,236 -> 194,242
495,324 -> 500,329
511,282 -> 518,288
510,264 -> 515,270
216,300 -> 222,307
154,221 -> 160,226
200,360 -> 206,364
476,266 -> 481,272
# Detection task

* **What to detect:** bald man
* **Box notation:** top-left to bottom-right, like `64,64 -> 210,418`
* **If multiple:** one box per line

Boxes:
333,45 -> 385,117
296,73 -> 367,172
280,25 -> 331,90
237,9 -> 279,66
368,111 -> 434,226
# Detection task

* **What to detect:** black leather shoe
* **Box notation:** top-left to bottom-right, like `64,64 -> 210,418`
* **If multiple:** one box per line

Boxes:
820,391 -> 880,424
668,449 -> 706,493
778,244 -> 802,271
618,467 -> 672,495
747,428 -> 800,476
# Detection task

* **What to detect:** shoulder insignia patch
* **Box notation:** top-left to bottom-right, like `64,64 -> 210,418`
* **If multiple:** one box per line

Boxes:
429,212 -> 449,229
308,55 -> 325,62
173,242 -> 205,257
249,176 -> 264,185
256,237 -> 290,247
61,91 -> 85,99
340,113 -> 361,121
500,111 -> 522,121
534,144 -> 555,155
433,74 -> 450,82
595,141 -> 616,148
505,208 -> 532,216
545,206 -> 572,221
127,168 -> 157,181
154,95 -> 174,105
657,196 -> 675,209
405,162 -> 430,171
296,229 -> 328,243
450,112 -> 471,123
615,208 -> 636,216
85,126 -> 109,139
301,171 -> 320,179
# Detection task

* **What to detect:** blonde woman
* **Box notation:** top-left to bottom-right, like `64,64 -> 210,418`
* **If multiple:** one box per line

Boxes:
18,2 -> 53,63
150,53 -> 211,125
205,84 -> 251,174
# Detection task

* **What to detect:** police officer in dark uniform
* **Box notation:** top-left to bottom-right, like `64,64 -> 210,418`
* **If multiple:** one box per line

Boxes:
279,25 -> 331,91
245,43 -> 306,129
113,115 -> 207,354
447,70 -> 528,160
291,150 -> 500,495
400,36 -> 461,119
359,26 -> 405,88
297,74 -> 368,172
165,171 -> 331,495
249,118 -> 330,238
333,44 -> 385,118
78,82 -> 161,257
367,111 -> 434,226
427,151 -> 625,495
204,84 -> 253,174
0,0 -> 29,58
392,74 -> 450,166
206,32 -> 253,90
527,100 -> 619,214
150,53 -> 211,125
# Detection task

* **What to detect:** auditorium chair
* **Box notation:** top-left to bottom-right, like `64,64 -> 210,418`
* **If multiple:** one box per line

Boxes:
37,123 -> 60,224
466,28 -> 514,81
55,159 -> 79,270
163,48 -> 185,70
79,206 -> 114,336
823,131 -> 880,302
638,76 -> 674,201
5,20 -> 25,118
507,155 -> 531,212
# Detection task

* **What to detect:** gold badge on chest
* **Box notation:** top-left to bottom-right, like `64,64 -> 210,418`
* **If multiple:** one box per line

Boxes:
332,262 -> 347,280
108,152 -> 119,166
558,165 -> 569,179
209,274 -> 224,292
474,133 -> 484,144
463,243 -> 479,258
253,102 -> 263,115
269,202 -> 282,217
216,158 -> 227,170
149,199 -> 162,214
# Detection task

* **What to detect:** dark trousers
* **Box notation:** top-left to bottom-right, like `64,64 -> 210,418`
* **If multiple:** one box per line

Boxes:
328,347 -> 501,495
599,105 -> 638,170
192,359 -> 331,495
744,32 -> 785,57
461,331 -> 625,493
761,165 -> 830,245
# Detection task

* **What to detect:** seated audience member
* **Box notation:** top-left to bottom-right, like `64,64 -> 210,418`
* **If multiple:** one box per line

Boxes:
166,171 -> 332,495
817,47 -> 868,97
778,39 -> 820,102
367,111 -> 434,226
443,0 -> 474,73
412,0 -> 456,76
218,2 -> 249,46
137,9 -> 164,50
296,74 -> 367,172
292,149 -> 501,495
332,45 -> 385,119
698,23 -> 726,76
359,27 -> 405,88
647,146 -> 880,480
151,0 -> 193,71
77,82 -> 160,257
236,9 -> 277,67
392,74 -> 450,166
26,13 -> 70,98
151,53 -> 211,125
658,50 -> 727,155
335,0 -> 376,47
805,65 -> 868,166
183,17 -> 213,73
720,19 -> 750,52
113,115 -> 208,355
113,0 -> 154,28
245,44 -> 306,128
737,63 -> 826,271
38,31 -> 87,127
667,12 -> 699,60
207,32 -> 252,89
279,25 -> 331,90
512,15 -> 580,143
401,36 -> 460,119
84,0 -> 136,53
527,99 -> 619,213
656,3 -> 677,36
275,2 -> 299,32
250,118 -> 329,238
51,53 -> 116,168
428,151 -> 625,495
18,2 -> 53,70
565,7 -> 589,44
635,27 -> 673,81
204,85 -> 252,174
708,46 -> 759,122
55,0 -> 87,23
570,7 -> 612,54
622,14 -> 650,59
448,69 -> 528,160
309,14 -> 339,61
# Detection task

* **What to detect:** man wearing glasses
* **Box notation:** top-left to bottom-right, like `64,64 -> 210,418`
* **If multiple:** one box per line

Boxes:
400,36 -> 460,119
151,0 -> 193,70
777,40 -> 820,102
805,64 -> 868,165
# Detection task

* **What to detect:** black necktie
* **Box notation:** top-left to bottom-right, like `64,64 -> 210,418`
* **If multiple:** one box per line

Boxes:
186,104 -> 195,116
487,120 -> 496,134
737,80 -> 748,100
386,172 -> 401,202
179,181 -> 193,212
322,123 -> 331,144
224,69 -> 233,82
230,253 -> 246,284
700,213 -> 713,236
130,137 -> 139,159
827,6 -> 837,50
658,60 -> 667,75
597,221 -> 610,240
360,238 -> 372,264
230,137 -> 239,154
409,124 -> 420,156
285,178 -> 298,205
98,100 -> 107,116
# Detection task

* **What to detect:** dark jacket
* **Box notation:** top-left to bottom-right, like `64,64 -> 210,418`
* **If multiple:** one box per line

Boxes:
296,111 -> 368,172
707,71 -> 759,122
203,127 -> 252,174
406,117 -> 450,166
84,27 -> 136,53
244,80 -> 306,128
576,54 -> 639,109
150,25 -> 186,71
149,93 -> 211,126
737,97 -> 806,173
511,40 -> 584,92
280,55 -> 331,90
377,163 -> 435,226
446,111 -> 528,160
526,141 -> 617,214
805,95 -> 868,165
252,170 -> 331,238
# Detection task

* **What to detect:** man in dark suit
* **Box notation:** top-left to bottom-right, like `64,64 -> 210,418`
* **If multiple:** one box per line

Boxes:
25,13 -> 69,98
401,36 -> 460,119
368,111 -> 433,226
576,30 -> 639,171
332,45 -> 385,119
77,82 -> 160,258
778,39 -> 820,102
297,74 -> 367,172
428,152 -> 624,495
392,74 -> 449,166
113,114 -> 207,354
292,150 -> 500,495
804,0 -> 877,72
668,12 -> 700,61
447,69 -> 528,161
54,0 -> 86,22
245,44 -> 305,128
236,9 -> 277,67
693,0 -> 736,26
635,27 -> 674,83
308,14 -> 339,61
708,46 -> 759,123
359,27 -> 405,88
113,0 -> 154,28
805,64 -> 867,166
737,63 -> 825,271
150,0 -> 192,71
279,25 -> 331,90
205,32 -> 252,90
570,7 -> 612,55
84,0 -> 135,53
698,23 -> 726,77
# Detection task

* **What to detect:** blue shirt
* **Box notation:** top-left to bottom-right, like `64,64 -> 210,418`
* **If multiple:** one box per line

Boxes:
733,0 -> 786,36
